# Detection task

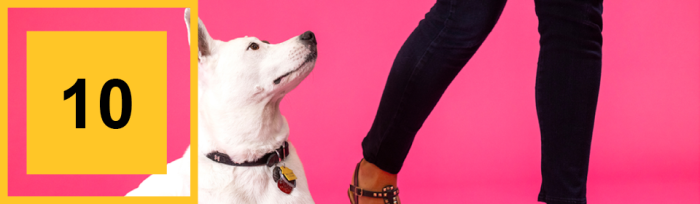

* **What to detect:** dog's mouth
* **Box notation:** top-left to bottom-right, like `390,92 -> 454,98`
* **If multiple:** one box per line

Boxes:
273,51 -> 317,85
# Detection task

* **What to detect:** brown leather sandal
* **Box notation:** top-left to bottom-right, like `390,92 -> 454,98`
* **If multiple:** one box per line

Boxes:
347,159 -> 400,204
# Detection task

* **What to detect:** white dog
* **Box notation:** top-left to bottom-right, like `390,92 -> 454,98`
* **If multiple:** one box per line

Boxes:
126,9 -> 316,204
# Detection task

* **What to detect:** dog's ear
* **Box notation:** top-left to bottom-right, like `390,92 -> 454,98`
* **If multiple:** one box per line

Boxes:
184,8 -> 214,61
184,8 -> 191,45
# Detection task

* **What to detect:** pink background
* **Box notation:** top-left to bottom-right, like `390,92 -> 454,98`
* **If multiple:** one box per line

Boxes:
8,8 -> 190,196
199,0 -> 700,203
5,1 -> 697,202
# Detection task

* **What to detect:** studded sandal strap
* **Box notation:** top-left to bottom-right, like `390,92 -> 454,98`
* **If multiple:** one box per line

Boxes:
349,159 -> 400,204
349,184 -> 399,204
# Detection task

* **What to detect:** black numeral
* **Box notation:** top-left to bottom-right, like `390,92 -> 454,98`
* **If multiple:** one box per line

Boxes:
65,79 -> 132,129
64,79 -> 86,128
100,79 -> 132,129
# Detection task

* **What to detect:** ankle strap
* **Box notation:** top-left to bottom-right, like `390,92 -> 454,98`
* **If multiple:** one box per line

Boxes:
350,159 -> 399,204
349,184 -> 399,203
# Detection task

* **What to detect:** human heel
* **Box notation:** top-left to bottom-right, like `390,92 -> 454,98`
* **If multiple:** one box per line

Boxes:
347,159 -> 400,204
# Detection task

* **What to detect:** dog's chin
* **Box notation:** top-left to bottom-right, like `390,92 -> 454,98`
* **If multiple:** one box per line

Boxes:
273,52 -> 317,85
296,50 -> 317,73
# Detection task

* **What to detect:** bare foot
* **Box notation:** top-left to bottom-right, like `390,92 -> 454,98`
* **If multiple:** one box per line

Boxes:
352,159 -> 399,204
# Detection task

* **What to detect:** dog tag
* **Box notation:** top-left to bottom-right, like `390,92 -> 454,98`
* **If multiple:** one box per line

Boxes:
272,166 -> 282,182
279,166 -> 297,181
277,178 -> 295,194
273,166 -> 296,194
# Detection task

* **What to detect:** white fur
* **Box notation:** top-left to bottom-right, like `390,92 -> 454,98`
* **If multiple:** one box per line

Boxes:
126,8 -> 316,204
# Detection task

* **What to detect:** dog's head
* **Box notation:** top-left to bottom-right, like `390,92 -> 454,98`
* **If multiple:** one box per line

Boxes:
185,9 -> 317,107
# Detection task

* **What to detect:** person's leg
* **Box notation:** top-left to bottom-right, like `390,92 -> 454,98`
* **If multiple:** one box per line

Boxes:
362,0 -> 508,174
357,0 -> 508,197
354,2 -> 508,203
534,0 -> 603,203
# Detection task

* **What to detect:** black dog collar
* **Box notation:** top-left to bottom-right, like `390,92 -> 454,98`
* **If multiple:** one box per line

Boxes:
206,141 -> 289,167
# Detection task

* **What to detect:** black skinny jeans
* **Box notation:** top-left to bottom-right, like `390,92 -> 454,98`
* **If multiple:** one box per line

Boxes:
361,0 -> 602,203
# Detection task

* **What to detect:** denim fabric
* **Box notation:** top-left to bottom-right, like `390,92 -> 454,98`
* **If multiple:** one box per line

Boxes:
361,0 -> 603,203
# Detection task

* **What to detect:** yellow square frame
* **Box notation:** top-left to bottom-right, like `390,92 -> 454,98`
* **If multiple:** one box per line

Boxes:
0,1 -> 199,203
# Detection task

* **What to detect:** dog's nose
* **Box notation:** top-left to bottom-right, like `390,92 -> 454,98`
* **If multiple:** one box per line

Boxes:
300,31 -> 316,45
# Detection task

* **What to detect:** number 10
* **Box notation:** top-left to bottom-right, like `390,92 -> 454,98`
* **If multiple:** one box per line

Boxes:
64,79 -> 133,129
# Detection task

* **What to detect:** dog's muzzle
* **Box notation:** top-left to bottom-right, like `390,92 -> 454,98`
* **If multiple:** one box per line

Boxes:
300,31 -> 317,57
300,31 -> 316,47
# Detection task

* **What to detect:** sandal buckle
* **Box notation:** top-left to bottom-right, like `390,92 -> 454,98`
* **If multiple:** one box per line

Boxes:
355,187 -> 363,196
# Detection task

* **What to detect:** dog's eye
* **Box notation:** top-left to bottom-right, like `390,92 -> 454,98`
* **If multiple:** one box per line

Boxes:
248,42 -> 259,50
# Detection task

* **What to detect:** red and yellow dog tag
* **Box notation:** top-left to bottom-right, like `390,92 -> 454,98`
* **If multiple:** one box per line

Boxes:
273,166 -> 297,194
